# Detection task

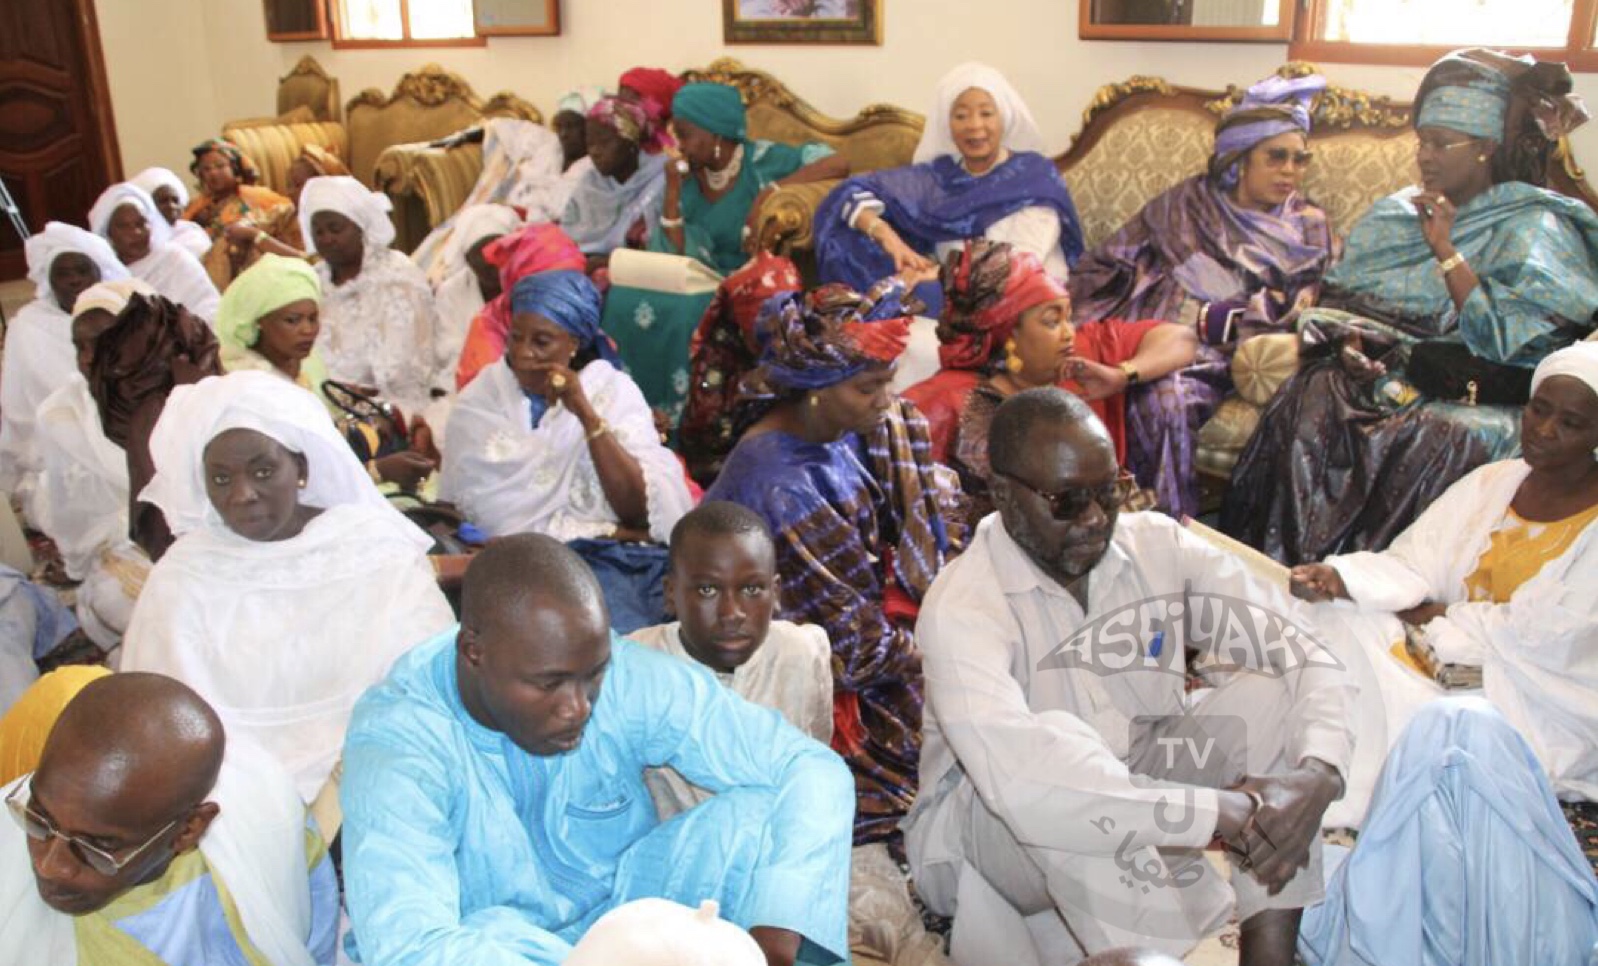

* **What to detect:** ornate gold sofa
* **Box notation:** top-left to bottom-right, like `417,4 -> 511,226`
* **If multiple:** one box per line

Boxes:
221,57 -> 348,196
375,58 -> 922,258
1054,64 -> 1598,497
220,59 -> 539,238
368,72 -> 543,253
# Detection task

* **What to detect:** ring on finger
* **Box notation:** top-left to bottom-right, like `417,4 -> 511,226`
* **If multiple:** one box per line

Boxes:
551,373 -> 567,391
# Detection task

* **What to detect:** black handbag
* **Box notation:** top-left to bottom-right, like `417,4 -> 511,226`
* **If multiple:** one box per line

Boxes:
1405,340 -> 1534,406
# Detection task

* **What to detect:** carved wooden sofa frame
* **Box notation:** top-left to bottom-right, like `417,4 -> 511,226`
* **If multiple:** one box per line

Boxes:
360,66 -> 542,252
1053,63 -> 1598,496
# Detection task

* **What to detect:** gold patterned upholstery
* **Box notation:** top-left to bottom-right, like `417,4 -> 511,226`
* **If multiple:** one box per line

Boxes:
277,56 -> 341,123
683,58 -> 924,254
1061,105 -> 1214,253
220,118 -> 347,197
372,91 -> 544,253
348,65 -> 540,192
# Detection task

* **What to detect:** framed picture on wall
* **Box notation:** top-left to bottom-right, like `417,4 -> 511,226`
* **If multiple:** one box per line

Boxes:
722,0 -> 882,45
474,0 -> 560,36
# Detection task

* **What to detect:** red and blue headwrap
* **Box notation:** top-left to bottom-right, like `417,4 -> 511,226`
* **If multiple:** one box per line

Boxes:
747,275 -> 917,393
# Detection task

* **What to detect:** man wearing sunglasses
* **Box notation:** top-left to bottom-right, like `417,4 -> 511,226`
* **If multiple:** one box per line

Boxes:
0,672 -> 339,964
904,387 -> 1356,966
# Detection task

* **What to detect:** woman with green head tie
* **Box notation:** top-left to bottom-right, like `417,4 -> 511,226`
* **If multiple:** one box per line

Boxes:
613,82 -> 847,428
216,254 -> 436,491
653,81 -> 847,274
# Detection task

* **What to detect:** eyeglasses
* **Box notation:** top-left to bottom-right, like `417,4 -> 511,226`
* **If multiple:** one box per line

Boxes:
1416,136 -> 1479,156
5,782 -> 181,877
997,472 -> 1127,521
1261,148 -> 1314,169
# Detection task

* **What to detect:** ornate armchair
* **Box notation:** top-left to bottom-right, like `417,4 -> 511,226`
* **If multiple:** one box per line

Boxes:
682,58 -> 924,261
1054,63 -> 1598,500
277,55 -> 341,123
220,56 -> 347,196
370,84 -> 546,253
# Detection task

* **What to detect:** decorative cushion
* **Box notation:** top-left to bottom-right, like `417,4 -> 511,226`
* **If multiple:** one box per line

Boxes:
1194,395 -> 1263,477
1060,107 -> 1213,252
1231,332 -> 1300,406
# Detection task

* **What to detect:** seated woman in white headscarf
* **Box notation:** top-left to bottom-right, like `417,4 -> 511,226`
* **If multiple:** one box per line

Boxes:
441,270 -> 695,631
31,280 -> 159,653
1290,342 -> 1598,829
0,223 -> 127,516
129,165 -> 213,259
300,175 -> 441,416
424,203 -> 523,382
88,182 -> 221,322
815,62 -> 1083,315
120,370 -> 455,801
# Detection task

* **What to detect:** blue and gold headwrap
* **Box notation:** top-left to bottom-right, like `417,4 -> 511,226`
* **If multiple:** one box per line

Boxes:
1416,53 -> 1513,141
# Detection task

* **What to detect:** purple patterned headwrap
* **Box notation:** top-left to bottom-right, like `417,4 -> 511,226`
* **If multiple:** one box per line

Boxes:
1209,74 -> 1327,189
746,276 -> 919,393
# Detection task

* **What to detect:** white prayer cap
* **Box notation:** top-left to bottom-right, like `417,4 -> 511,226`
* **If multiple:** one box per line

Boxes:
1531,341 -> 1598,402
129,166 -> 191,209
564,899 -> 765,966
72,278 -> 158,320
23,222 -> 130,302
298,175 -> 396,253
914,61 -> 1046,164
87,182 -> 174,249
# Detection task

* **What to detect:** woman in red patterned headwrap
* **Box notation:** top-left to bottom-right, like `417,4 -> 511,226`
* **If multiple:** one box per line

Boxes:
904,239 -> 1196,526
617,66 -> 683,137
677,251 -> 803,484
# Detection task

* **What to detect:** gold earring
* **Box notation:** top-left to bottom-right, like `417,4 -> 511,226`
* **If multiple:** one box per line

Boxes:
298,479 -> 308,489
1004,338 -> 1024,375
1477,154 -> 1489,163
808,394 -> 820,408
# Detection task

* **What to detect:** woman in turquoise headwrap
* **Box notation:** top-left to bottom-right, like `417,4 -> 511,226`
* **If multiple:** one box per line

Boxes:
1223,49 -> 1598,564
442,270 -> 696,631
656,81 -> 847,274
604,82 -> 847,429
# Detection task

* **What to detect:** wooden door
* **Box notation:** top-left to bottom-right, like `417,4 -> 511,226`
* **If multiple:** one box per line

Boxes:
0,0 -> 121,280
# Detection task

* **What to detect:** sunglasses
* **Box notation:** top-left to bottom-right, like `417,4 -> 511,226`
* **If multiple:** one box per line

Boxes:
998,472 -> 1128,521
5,782 -> 181,877
1261,147 -> 1314,169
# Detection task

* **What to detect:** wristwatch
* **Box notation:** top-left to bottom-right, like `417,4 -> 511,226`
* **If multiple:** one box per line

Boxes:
1118,361 -> 1141,386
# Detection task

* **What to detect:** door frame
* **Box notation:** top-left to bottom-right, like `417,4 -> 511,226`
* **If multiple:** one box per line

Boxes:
73,0 -> 122,186
0,0 -> 122,280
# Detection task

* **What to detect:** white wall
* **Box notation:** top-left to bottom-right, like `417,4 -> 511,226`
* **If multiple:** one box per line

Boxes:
95,0 -> 1598,188
94,0 -> 221,178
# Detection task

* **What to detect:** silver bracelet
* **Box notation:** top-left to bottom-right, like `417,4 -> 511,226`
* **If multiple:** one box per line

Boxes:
659,214 -> 684,229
